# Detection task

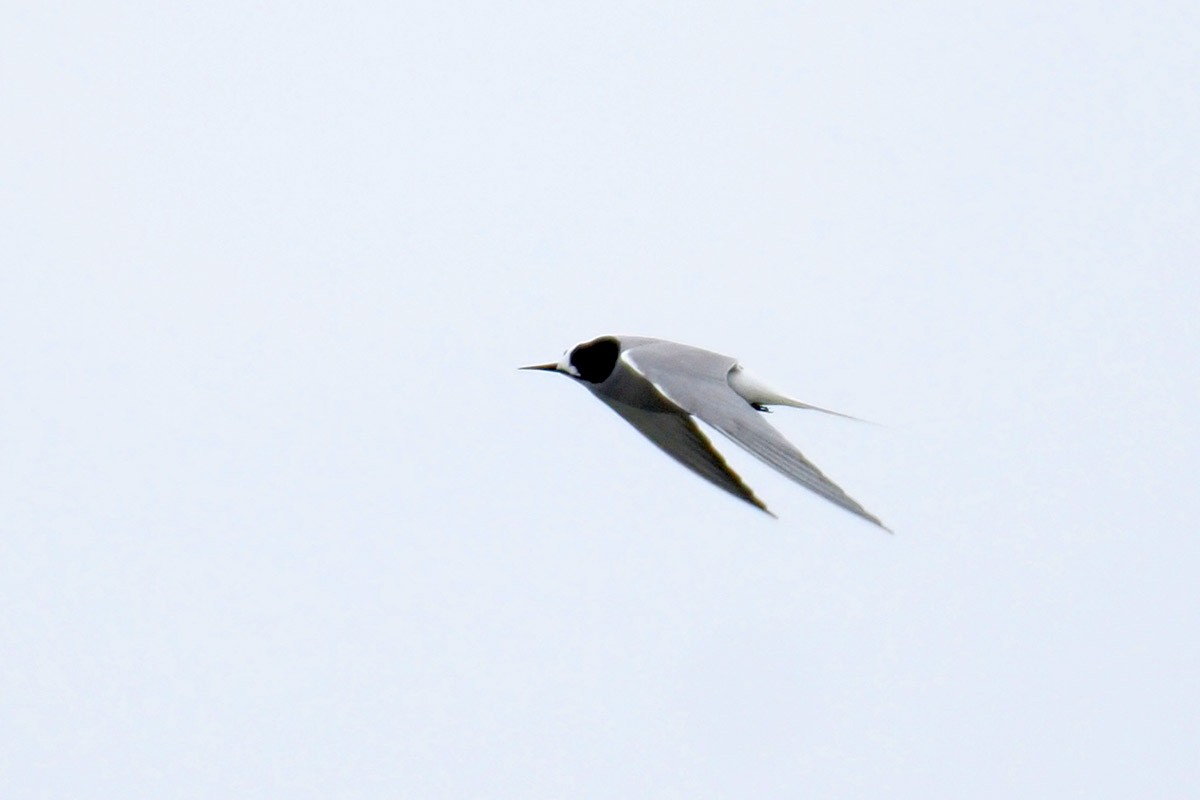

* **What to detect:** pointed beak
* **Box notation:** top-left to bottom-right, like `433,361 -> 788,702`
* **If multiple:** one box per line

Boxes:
519,362 -> 559,372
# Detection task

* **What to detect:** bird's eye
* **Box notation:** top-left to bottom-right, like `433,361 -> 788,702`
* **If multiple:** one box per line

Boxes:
568,336 -> 620,383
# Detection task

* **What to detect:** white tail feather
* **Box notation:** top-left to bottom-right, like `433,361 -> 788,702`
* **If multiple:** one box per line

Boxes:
727,366 -> 873,423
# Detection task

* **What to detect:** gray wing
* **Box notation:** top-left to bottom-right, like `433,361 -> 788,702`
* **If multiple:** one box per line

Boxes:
623,341 -> 888,530
596,394 -> 773,516
588,348 -> 771,515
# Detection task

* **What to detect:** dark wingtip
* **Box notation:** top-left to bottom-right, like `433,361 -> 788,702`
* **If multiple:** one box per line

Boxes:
747,495 -> 776,518
865,514 -> 893,534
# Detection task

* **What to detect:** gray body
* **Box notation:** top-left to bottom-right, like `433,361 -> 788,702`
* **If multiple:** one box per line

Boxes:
525,336 -> 887,529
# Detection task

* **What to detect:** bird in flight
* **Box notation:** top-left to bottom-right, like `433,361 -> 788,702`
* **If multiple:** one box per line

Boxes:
522,335 -> 888,530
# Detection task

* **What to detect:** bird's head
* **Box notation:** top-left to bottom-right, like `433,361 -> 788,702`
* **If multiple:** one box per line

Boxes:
520,335 -> 621,384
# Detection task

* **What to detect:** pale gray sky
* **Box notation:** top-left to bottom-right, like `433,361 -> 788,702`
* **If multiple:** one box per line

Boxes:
3,1 -> 1198,797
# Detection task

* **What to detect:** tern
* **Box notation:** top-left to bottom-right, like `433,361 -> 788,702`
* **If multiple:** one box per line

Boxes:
522,336 -> 888,529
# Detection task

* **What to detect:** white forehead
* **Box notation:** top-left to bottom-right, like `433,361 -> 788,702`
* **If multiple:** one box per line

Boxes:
557,348 -> 581,377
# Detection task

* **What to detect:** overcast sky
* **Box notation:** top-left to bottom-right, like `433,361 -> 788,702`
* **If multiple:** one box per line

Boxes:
3,1 -> 1198,797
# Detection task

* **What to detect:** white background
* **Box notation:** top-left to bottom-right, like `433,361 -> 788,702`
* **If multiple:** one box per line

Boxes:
4,2 -> 1198,797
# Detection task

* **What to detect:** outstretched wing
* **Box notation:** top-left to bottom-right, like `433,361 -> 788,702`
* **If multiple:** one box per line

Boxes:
623,340 -> 888,530
597,394 -> 773,516
585,344 -> 772,515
